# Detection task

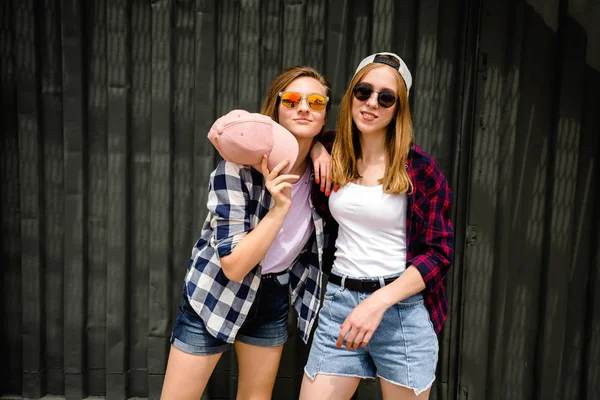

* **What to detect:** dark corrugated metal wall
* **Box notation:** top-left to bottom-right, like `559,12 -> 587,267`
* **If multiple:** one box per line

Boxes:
1,0 -> 598,399
457,0 -> 600,399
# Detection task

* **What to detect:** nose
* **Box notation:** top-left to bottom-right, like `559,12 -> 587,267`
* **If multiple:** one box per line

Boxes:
297,96 -> 310,112
365,91 -> 379,108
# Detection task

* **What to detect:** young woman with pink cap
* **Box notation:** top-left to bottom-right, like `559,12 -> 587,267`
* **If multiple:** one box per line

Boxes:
300,53 -> 455,399
160,66 -> 334,400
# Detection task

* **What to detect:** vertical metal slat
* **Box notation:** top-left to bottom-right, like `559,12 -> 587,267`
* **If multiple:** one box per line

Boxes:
16,0 -> 46,397
61,0 -> 87,398
148,1 -> 173,398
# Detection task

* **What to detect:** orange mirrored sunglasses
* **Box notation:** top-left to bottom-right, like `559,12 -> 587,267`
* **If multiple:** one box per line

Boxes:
279,91 -> 329,111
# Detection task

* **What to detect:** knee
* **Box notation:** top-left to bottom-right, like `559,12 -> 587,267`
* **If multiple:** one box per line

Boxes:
236,391 -> 274,400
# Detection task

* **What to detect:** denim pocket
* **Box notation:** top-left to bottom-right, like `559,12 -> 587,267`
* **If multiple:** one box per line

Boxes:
271,274 -> 290,289
323,282 -> 344,301
397,293 -> 424,308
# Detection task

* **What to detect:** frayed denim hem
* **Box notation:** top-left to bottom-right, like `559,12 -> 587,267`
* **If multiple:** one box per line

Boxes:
304,367 -> 375,382
377,374 -> 435,396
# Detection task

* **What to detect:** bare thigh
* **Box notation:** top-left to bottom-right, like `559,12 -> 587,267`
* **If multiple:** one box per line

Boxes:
235,341 -> 284,400
160,344 -> 222,400
380,378 -> 432,400
299,372 -> 361,400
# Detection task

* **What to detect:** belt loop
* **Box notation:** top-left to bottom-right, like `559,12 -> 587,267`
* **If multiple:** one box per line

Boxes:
378,276 -> 386,288
277,272 -> 289,286
341,275 -> 347,288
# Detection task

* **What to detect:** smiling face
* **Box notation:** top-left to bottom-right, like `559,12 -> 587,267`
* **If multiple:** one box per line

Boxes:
351,65 -> 398,137
277,76 -> 328,142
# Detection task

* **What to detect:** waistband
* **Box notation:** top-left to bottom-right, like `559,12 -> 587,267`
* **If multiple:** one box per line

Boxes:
328,273 -> 396,293
261,269 -> 289,285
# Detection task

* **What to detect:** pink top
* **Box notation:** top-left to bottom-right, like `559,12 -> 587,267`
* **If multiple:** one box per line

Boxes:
262,165 -> 314,274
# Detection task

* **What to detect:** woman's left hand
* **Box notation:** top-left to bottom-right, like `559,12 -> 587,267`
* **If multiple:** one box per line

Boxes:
309,141 -> 332,195
336,293 -> 389,350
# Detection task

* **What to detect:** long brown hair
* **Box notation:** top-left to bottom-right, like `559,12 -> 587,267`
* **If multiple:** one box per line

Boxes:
260,66 -> 332,130
332,60 -> 414,194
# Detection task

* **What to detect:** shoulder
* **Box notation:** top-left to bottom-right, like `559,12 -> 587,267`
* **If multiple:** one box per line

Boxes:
211,160 -> 263,190
318,130 -> 336,151
408,144 -> 435,166
408,144 -> 439,175
213,159 -> 249,175
213,160 -> 259,180
408,144 -> 448,190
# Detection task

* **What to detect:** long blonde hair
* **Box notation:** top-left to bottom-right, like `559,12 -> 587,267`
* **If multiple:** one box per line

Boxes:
260,66 -> 332,129
332,60 -> 414,194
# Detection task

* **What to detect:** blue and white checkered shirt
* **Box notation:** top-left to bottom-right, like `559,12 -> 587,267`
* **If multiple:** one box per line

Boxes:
184,160 -> 325,344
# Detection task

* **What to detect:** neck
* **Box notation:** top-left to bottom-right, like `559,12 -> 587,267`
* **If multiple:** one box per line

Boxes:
358,129 -> 386,163
290,137 -> 312,177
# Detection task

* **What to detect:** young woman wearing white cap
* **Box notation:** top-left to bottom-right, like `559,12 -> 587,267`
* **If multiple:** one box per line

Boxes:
300,53 -> 455,399
160,66 -> 334,400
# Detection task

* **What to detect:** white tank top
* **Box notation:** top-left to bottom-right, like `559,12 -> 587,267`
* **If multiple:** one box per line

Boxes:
329,182 -> 407,278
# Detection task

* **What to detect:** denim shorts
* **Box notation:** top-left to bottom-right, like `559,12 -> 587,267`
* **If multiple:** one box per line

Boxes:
304,272 -> 439,395
170,272 -> 290,355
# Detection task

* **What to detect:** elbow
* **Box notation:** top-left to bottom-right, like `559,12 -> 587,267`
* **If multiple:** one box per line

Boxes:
220,255 -> 244,282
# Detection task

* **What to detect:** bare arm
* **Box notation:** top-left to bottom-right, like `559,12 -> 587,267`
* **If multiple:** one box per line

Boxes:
370,265 -> 425,307
220,156 -> 298,282
220,206 -> 288,282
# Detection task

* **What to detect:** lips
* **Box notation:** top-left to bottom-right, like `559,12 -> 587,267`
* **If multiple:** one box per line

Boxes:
294,118 -> 311,123
360,111 -> 377,121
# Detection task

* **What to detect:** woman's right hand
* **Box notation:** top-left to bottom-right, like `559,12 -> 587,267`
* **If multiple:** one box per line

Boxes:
260,156 -> 299,211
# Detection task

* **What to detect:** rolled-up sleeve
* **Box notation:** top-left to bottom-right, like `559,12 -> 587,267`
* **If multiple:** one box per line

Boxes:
207,161 -> 252,259
408,161 -> 454,291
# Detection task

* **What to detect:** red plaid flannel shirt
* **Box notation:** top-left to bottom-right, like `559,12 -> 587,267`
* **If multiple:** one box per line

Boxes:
405,144 -> 454,334
312,132 -> 455,334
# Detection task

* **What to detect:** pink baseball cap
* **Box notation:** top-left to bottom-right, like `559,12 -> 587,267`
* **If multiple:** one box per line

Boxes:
208,109 -> 299,174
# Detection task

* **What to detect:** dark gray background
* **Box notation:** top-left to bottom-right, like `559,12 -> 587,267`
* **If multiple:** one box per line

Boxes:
1,0 -> 599,399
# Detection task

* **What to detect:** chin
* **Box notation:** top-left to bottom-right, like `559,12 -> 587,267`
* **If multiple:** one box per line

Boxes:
354,121 -> 373,131
292,128 -> 321,139
356,124 -> 385,136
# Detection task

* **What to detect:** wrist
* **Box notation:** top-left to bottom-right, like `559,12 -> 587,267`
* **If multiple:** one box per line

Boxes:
374,288 -> 395,309
269,203 -> 290,217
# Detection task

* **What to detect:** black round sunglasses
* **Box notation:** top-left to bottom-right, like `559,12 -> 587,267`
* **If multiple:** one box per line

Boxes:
352,82 -> 397,108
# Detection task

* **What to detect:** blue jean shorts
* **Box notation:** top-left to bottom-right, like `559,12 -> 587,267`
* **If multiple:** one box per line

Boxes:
305,272 -> 439,395
170,271 -> 290,355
